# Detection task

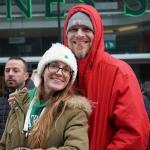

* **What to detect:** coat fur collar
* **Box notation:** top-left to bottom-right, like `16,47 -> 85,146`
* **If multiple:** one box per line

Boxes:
66,95 -> 92,117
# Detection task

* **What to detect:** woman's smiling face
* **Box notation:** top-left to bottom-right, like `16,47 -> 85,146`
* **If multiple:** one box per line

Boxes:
42,61 -> 71,95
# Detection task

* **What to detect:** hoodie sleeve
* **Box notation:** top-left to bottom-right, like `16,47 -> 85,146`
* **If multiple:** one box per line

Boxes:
107,73 -> 149,150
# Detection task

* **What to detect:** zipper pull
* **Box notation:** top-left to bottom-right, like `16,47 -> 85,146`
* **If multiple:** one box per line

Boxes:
25,131 -> 29,137
8,124 -> 16,143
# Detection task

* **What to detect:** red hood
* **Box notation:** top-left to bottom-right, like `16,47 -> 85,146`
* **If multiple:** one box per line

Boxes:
63,4 -> 105,63
63,5 -> 105,95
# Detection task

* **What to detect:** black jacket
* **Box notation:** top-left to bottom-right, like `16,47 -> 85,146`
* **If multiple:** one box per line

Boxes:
143,95 -> 150,150
0,78 -> 35,139
143,94 -> 150,120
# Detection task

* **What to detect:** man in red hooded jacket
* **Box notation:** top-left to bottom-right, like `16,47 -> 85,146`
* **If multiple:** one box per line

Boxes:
63,4 -> 149,150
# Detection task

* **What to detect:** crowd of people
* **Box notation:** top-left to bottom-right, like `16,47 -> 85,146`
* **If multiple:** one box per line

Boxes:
0,4 -> 149,150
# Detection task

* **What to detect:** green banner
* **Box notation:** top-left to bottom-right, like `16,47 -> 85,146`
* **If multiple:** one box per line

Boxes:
6,0 -> 148,20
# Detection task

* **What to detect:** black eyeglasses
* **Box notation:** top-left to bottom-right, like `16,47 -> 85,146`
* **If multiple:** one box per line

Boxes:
47,63 -> 74,78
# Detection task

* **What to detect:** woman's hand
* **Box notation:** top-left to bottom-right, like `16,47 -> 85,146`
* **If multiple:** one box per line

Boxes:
8,88 -> 29,108
8,92 -> 15,108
